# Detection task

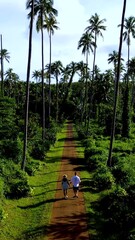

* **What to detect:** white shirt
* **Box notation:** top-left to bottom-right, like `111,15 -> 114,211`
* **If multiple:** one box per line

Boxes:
71,175 -> 81,187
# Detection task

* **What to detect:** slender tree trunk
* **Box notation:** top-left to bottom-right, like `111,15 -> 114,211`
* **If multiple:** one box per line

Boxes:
41,11 -> 45,141
107,0 -> 127,167
21,0 -> 34,171
92,33 -> 97,81
121,40 -> 130,137
64,71 -> 75,102
85,51 -> 88,127
0,34 -> 4,96
56,74 -> 59,122
48,30 -> 52,125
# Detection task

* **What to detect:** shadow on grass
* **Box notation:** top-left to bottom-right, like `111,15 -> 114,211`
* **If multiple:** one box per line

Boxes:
17,225 -> 48,240
18,198 -> 63,209
46,156 -> 62,163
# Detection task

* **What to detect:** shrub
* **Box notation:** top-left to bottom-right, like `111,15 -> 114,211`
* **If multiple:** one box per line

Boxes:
1,161 -> 31,199
45,128 -> 56,146
84,146 -> 107,171
30,125 -> 57,160
76,125 -> 89,140
30,140 -> 46,160
4,178 -> 30,199
86,154 -> 101,171
112,165 -> 131,187
111,156 -> 135,188
99,186 -> 134,236
92,164 -> 114,191
25,161 -> 40,176
0,137 -> 23,163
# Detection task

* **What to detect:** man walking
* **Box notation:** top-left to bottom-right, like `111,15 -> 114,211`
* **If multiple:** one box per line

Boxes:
71,172 -> 81,198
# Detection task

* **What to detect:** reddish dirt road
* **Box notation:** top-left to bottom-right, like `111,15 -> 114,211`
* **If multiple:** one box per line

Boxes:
47,123 -> 90,240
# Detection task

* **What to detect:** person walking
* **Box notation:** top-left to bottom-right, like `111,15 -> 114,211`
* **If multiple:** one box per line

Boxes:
71,172 -> 81,198
61,174 -> 70,199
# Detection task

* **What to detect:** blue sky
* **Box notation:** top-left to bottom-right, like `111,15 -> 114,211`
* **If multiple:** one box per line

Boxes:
1,0 -> 135,82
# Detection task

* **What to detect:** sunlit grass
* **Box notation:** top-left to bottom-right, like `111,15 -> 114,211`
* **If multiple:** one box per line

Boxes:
0,124 -> 67,240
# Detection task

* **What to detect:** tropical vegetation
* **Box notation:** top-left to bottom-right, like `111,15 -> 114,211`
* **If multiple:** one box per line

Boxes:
1,0 -> 135,239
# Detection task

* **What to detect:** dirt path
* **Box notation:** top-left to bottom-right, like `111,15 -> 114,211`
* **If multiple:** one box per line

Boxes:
47,123 -> 90,240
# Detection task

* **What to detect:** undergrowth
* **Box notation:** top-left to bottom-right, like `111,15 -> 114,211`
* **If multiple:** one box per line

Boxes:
0,124 -> 67,240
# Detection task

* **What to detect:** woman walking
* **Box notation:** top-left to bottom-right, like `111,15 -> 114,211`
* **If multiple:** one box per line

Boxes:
61,174 -> 70,199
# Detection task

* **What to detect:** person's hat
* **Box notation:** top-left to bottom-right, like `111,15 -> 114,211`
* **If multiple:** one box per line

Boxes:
63,174 -> 67,178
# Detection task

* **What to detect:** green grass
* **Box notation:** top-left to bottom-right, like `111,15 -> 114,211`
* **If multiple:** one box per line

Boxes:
0,124 -> 67,240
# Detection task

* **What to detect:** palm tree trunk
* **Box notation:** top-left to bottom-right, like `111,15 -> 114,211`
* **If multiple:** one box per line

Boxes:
85,51 -> 88,127
48,30 -> 52,125
41,11 -> 45,141
92,33 -> 97,81
56,74 -> 59,122
0,34 -> 4,96
21,0 -> 34,171
107,0 -> 127,167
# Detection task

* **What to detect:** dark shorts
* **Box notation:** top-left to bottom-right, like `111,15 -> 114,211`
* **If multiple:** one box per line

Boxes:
73,186 -> 79,191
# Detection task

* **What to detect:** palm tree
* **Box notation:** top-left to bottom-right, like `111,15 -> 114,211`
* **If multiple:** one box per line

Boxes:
119,16 -> 135,72
76,61 -> 88,123
4,68 -> 19,97
27,0 -> 58,141
85,13 -> 106,80
107,0 -> 127,167
63,62 -> 79,102
32,70 -> 41,83
0,40 -> 10,96
32,70 -> 41,112
21,0 -> 34,171
77,32 -> 95,126
43,14 -> 59,124
78,32 -> 95,67
128,57 -> 135,106
51,60 -> 63,122
108,50 -> 119,77
118,16 -> 135,138
108,50 -> 124,81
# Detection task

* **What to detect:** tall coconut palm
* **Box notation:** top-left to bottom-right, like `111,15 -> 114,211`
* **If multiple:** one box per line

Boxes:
119,16 -> 135,72
43,14 -> 59,124
32,70 -> 41,112
77,32 -> 95,67
51,60 -> 63,122
32,69 -> 41,83
4,68 -> 19,97
85,13 -> 106,80
128,57 -> 135,106
107,0 -> 127,167
21,0 -> 34,171
0,40 -> 10,96
63,62 -> 79,102
27,0 -> 58,141
77,32 -> 95,126
108,50 -> 124,81
108,50 -> 119,78
118,16 -> 135,138
76,61 -> 88,123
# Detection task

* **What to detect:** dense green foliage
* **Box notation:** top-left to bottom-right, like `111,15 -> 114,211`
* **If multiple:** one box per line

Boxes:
1,1 -> 135,239
75,120 -> 135,239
